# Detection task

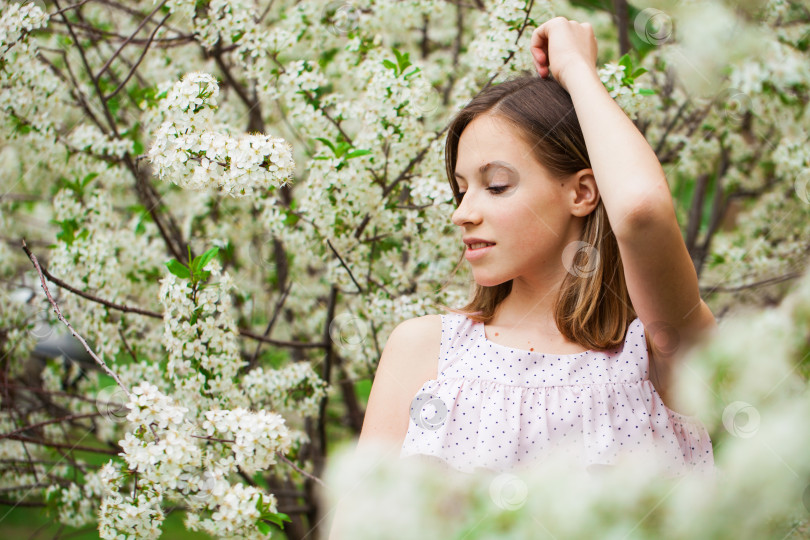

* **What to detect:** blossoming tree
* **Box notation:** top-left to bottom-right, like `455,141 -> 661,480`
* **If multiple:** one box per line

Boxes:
0,0 -> 808,538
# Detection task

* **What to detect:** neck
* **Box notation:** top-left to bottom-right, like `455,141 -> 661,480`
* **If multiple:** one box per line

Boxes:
492,272 -> 567,336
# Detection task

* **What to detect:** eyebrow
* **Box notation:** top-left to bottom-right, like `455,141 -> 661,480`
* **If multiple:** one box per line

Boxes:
454,160 -> 516,181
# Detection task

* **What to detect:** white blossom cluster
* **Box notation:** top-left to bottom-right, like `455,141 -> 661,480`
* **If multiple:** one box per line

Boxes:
466,0 -> 535,77
242,362 -> 328,417
0,0 -> 61,136
49,187 -> 166,363
0,1 -> 48,49
597,62 -> 654,120
158,261 -> 245,414
202,408 -> 292,473
67,124 -> 134,159
45,471 -> 106,529
125,381 -> 189,429
96,381 -> 290,538
148,72 -> 295,197
186,482 -> 274,539
98,490 -> 164,540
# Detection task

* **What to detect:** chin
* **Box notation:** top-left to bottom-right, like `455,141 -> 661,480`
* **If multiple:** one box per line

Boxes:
473,273 -> 511,288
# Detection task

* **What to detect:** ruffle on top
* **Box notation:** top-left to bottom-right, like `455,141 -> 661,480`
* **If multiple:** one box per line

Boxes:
399,313 -> 715,477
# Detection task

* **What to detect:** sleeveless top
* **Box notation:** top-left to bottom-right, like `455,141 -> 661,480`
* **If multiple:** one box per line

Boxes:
399,313 -> 715,476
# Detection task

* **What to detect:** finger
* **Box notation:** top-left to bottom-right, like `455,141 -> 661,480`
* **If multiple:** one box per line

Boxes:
533,58 -> 547,78
530,25 -> 548,51
531,47 -> 546,66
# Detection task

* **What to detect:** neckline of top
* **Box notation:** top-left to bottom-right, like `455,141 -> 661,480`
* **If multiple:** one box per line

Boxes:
475,319 -> 596,358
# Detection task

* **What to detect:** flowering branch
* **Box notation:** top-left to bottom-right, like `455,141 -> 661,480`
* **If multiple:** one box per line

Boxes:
20,242 -> 327,348
21,239 -> 131,398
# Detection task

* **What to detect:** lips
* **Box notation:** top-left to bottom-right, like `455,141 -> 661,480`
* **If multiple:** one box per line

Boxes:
463,237 -> 496,249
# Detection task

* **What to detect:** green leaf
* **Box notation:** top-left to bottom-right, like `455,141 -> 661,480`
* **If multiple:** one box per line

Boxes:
196,246 -> 219,272
631,67 -> 648,78
314,137 -> 336,154
54,219 -> 81,246
262,512 -> 292,526
345,149 -> 371,159
392,47 -> 411,74
382,59 -> 397,73
166,259 -> 191,279
318,48 -> 340,70
402,67 -> 421,80
257,521 -> 272,535
282,209 -> 300,226
334,141 -> 351,158
638,88 -> 656,95
618,53 -> 632,72
81,172 -> 98,188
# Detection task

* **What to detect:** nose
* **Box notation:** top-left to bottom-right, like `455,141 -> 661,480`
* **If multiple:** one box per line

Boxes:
451,189 -> 482,227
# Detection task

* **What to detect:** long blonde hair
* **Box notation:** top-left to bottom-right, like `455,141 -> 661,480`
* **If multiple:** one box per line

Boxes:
434,71 -> 636,351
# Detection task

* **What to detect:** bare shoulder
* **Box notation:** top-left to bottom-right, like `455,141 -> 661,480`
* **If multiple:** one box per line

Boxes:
391,314 -> 443,378
355,314 -> 443,452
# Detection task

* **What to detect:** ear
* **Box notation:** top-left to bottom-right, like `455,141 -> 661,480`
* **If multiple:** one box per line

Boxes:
568,168 -> 600,217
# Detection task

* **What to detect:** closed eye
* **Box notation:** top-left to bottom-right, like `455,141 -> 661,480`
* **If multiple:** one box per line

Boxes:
457,186 -> 509,200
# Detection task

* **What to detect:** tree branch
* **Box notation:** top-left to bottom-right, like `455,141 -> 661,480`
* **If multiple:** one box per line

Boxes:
20,243 -> 328,349
22,239 -> 131,398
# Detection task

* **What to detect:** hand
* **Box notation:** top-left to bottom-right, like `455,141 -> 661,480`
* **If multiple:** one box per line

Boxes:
530,16 -> 598,92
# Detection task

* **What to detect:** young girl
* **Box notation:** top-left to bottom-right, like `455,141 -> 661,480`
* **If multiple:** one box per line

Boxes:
355,17 -> 717,478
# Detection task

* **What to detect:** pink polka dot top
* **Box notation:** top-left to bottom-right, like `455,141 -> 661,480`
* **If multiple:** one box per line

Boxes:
399,312 -> 715,476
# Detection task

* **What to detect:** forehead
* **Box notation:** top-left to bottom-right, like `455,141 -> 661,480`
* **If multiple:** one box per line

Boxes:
455,114 -> 532,173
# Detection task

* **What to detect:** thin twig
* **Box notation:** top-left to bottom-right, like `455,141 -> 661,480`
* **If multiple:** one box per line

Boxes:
4,435 -> 119,455
51,0 -> 95,17
21,239 -> 131,398
96,0 -> 168,81
326,239 -> 363,294
0,412 -> 102,441
274,451 -> 327,488
248,280 -> 293,369
700,271 -> 805,294
105,10 -> 171,100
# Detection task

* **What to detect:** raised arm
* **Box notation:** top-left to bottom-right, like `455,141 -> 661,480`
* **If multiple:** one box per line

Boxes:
531,17 -> 716,359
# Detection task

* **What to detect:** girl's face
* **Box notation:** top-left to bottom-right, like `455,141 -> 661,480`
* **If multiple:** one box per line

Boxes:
451,113 -> 588,287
